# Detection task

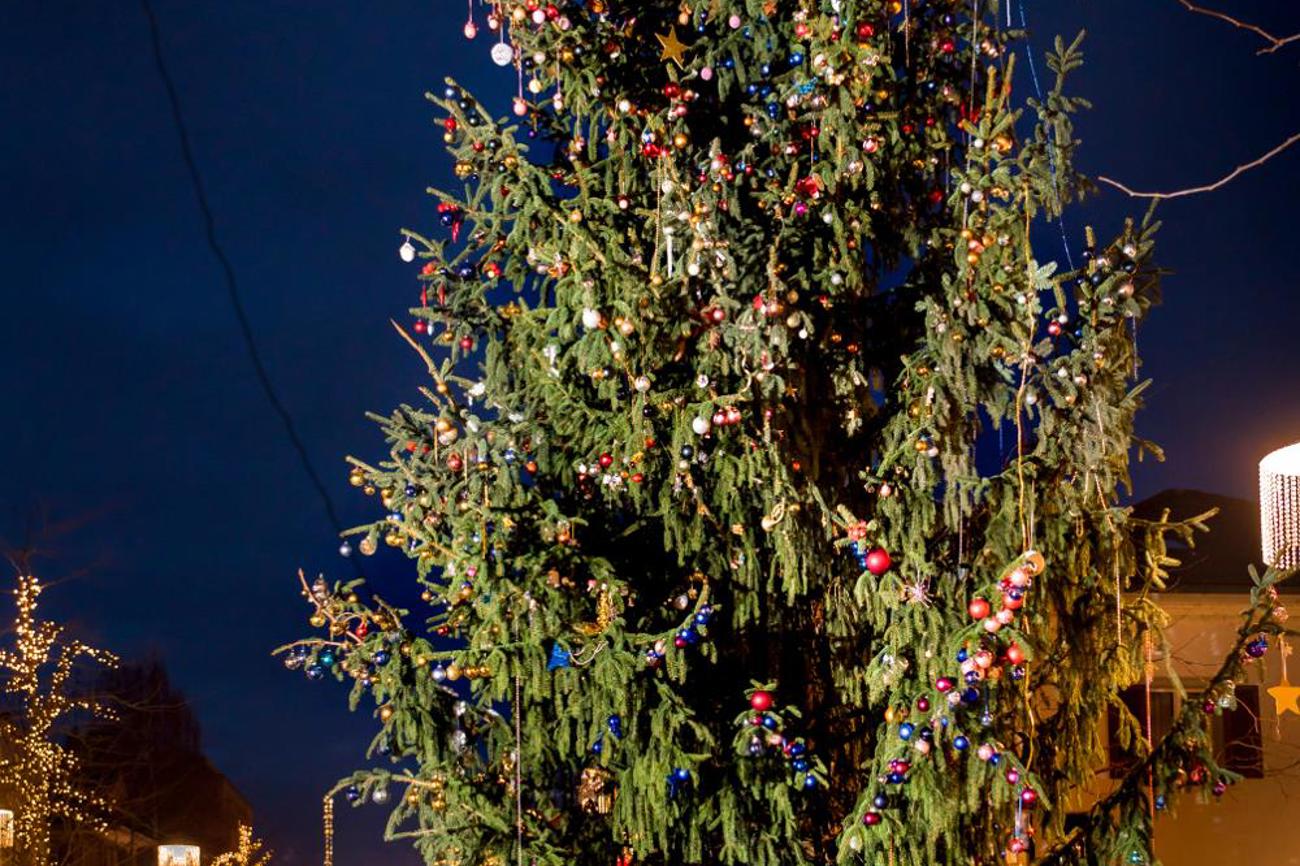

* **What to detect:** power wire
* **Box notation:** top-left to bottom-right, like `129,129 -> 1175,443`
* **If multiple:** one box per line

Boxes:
140,0 -> 353,550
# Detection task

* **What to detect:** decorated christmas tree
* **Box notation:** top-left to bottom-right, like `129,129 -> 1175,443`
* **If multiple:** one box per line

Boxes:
281,3 -> 1291,865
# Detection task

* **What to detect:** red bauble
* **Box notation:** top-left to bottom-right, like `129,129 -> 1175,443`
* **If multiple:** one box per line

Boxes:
1020,788 -> 1038,806
863,811 -> 882,826
968,598 -> 992,620
750,690 -> 774,712
1005,643 -> 1026,665
865,547 -> 892,576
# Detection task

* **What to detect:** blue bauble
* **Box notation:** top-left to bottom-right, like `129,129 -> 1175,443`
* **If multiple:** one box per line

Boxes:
792,758 -> 809,772
319,649 -> 337,668
373,650 -> 391,666
673,767 -> 691,783
344,785 -> 361,803
953,735 -> 970,751
306,663 -> 324,681
872,794 -> 888,809
898,722 -> 915,741
803,774 -> 818,790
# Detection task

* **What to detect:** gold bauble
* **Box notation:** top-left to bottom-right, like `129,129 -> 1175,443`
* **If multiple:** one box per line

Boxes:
309,613 -> 327,628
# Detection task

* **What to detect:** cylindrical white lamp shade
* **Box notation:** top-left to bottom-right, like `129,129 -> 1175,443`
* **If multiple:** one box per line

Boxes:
0,809 -> 13,848
1261,442 -> 1300,569
158,845 -> 201,866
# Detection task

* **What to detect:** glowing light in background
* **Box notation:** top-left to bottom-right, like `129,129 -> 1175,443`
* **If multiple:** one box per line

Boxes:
1261,442 -> 1300,569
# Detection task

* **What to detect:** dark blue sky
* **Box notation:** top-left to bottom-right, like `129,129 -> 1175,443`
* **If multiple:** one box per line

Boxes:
2,2 -> 1297,864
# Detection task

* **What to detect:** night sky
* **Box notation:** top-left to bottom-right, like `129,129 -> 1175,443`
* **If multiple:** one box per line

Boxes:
2,2 -> 1298,864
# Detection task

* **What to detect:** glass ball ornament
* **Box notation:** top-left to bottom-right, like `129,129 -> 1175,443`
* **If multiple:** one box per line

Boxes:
491,42 -> 515,66
372,787 -> 389,804
399,240 -> 415,262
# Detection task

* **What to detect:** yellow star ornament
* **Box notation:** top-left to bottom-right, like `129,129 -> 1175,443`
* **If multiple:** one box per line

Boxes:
656,26 -> 690,69
1268,680 -> 1300,716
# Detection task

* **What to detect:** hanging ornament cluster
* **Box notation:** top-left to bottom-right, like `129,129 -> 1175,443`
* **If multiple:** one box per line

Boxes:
735,687 -> 826,792
966,550 -> 1045,636
834,511 -> 893,576
281,573 -> 409,687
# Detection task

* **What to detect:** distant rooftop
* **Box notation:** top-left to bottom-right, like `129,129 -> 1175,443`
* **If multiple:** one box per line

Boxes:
1132,489 -> 1266,594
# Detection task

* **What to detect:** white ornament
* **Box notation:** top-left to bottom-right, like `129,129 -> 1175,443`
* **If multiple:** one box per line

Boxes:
581,308 -> 602,330
399,239 -> 415,262
634,375 -> 651,393
691,416 -> 712,436
463,21 -> 478,39
491,42 -> 515,66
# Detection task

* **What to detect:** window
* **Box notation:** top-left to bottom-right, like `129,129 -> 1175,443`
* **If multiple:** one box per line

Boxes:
1107,683 -> 1262,779
1108,685 -> 1175,777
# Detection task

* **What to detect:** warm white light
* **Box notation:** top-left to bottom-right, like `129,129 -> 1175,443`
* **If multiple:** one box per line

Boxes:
0,809 -> 13,848
159,845 -> 201,866
1261,442 -> 1300,569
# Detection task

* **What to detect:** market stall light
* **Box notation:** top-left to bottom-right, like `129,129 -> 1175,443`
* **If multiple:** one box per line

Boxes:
1261,442 -> 1300,570
159,845 -> 201,866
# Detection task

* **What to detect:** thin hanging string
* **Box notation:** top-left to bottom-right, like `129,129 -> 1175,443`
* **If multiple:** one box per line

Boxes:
514,614 -> 525,866
139,0 -> 357,569
903,0 -> 910,68
1143,630 -> 1156,828
1278,635 -> 1290,738
1016,0 -> 1075,272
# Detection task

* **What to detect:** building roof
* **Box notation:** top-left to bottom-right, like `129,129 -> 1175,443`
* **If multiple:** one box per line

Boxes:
1132,489 -> 1266,594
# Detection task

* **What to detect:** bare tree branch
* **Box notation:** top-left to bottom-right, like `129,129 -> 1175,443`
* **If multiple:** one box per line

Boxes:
1177,0 -> 1300,54
1098,132 -> 1300,200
